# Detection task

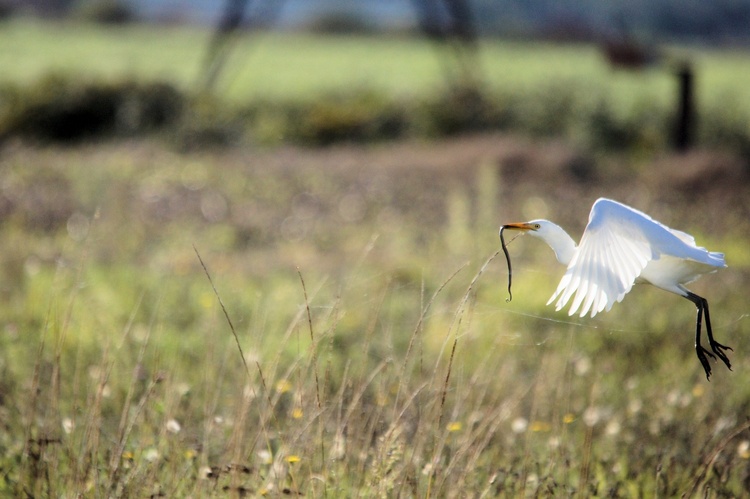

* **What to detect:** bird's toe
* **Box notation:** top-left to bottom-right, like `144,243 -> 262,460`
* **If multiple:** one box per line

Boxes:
711,343 -> 732,370
696,347 -> 714,381
712,341 -> 733,353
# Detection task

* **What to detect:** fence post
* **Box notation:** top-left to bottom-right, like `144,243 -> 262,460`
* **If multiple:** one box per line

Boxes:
674,62 -> 695,151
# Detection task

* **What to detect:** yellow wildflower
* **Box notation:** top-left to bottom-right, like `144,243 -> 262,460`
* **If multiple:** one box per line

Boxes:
446,421 -> 463,432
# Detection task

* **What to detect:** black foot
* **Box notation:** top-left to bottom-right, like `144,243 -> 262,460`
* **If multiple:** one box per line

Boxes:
710,341 -> 733,371
696,346 -> 716,381
686,291 -> 732,381
696,342 -> 733,381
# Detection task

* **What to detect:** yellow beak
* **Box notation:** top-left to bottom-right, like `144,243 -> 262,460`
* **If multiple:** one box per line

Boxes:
502,222 -> 536,231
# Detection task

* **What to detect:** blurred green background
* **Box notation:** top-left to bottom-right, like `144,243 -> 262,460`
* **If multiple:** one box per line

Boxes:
1,1 -> 749,496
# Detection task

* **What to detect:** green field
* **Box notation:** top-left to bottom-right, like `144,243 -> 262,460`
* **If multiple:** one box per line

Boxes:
3,18 -> 750,112
4,19 -> 750,154
1,20 -> 750,497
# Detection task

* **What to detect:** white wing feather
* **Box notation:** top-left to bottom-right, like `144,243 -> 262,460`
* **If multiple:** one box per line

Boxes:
547,198 -> 712,318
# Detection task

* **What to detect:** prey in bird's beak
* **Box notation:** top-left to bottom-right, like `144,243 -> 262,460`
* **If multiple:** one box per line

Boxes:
499,222 -> 538,302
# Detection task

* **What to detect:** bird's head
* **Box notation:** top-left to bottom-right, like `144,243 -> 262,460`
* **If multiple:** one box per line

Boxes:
499,220 -> 548,238
500,219 -> 575,266
499,219 -> 570,302
499,220 -> 546,303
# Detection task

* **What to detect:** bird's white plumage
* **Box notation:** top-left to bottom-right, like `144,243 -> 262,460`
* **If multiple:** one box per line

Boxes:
500,197 -> 731,379
544,198 -> 725,318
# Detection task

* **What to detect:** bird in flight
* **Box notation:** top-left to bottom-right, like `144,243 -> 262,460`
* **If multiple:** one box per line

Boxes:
500,197 -> 731,380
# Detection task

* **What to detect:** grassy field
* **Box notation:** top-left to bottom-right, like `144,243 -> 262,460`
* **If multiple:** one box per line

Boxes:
3,18 -> 750,113
3,19 -> 750,155
1,20 -> 750,497
0,136 -> 749,496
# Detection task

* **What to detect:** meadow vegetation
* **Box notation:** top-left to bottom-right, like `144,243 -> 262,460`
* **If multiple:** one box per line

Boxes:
0,137 -> 749,496
1,20 -> 750,497
2,19 -> 750,154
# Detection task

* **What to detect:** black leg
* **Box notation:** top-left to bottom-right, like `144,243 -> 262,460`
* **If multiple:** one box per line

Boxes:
685,291 -> 732,380
690,294 -> 714,380
699,294 -> 732,369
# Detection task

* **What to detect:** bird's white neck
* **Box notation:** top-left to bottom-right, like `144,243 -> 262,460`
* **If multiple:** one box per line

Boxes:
528,222 -> 577,266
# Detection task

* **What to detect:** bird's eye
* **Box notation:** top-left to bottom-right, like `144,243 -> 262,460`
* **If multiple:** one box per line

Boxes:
534,224 -> 541,229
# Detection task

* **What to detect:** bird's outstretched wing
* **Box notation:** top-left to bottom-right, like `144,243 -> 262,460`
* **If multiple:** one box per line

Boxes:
547,198 -> 706,318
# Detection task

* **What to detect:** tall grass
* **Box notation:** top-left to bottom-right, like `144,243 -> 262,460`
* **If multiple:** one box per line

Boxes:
1,140 -> 750,496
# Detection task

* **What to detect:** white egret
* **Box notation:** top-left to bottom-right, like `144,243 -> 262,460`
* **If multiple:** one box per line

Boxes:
500,197 -> 731,380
